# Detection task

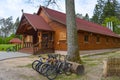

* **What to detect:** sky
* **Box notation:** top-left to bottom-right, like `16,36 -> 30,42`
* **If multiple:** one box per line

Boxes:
0,0 -> 97,22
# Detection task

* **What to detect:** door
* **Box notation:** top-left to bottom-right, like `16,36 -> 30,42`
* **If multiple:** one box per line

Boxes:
42,32 -> 54,49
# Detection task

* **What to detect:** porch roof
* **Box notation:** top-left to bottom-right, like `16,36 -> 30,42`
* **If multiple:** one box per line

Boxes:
16,13 -> 53,35
24,13 -> 53,31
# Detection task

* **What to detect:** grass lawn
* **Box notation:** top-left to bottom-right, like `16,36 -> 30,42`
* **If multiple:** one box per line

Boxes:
0,44 -> 15,51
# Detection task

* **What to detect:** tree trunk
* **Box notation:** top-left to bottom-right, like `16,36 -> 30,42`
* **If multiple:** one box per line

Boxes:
65,0 -> 81,63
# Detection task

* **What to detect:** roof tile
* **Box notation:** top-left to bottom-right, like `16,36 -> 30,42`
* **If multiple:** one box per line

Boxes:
24,13 -> 53,31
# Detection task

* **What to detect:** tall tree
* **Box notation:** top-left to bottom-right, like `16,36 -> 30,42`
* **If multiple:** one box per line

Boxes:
102,0 -> 120,20
65,0 -> 81,63
0,16 -> 13,37
113,0 -> 120,19
83,13 -> 90,21
92,0 -> 120,24
102,0 -> 116,20
91,0 -> 105,24
12,17 -> 20,34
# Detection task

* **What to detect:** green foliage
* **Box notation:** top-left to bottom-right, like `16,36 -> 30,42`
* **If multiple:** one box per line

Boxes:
0,16 -> 20,38
92,0 -> 120,24
102,16 -> 120,34
0,44 -> 15,51
83,13 -> 90,21
91,0 -> 105,24
12,17 -> 20,34
0,16 -> 13,37
0,37 -> 3,44
0,34 -> 22,44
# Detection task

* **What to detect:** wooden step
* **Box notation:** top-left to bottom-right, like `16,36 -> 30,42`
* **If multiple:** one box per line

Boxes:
18,48 -> 34,54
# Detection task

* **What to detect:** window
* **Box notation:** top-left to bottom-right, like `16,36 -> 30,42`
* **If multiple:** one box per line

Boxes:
96,36 -> 100,42
84,35 -> 89,42
59,32 -> 66,40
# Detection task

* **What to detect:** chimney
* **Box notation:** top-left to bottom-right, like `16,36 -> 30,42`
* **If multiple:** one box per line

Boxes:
107,22 -> 113,31
110,22 -> 113,31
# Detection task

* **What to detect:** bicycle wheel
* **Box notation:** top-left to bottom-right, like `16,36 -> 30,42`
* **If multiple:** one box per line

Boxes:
46,66 -> 58,80
36,62 -> 43,73
40,63 -> 50,76
32,60 -> 40,70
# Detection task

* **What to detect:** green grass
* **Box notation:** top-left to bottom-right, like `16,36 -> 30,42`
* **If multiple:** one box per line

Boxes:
0,44 -> 15,51
17,64 -> 32,68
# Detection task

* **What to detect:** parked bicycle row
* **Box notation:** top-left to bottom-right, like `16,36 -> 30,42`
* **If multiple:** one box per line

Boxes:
32,54 -> 72,80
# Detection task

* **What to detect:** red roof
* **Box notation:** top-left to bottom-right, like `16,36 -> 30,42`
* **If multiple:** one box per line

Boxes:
39,6 -> 120,38
24,13 -> 53,31
9,38 -> 22,43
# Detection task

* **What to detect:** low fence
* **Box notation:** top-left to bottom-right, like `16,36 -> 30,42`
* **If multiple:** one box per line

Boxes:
103,57 -> 120,77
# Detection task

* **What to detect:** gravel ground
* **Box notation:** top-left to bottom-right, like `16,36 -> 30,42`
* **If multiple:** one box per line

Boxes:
0,52 -> 31,60
0,57 -> 48,80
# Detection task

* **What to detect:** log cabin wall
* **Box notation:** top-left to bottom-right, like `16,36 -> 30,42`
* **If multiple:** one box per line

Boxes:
48,21 -> 67,50
39,9 -> 67,50
24,35 -> 33,42
37,8 -> 120,51
78,31 -> 120,50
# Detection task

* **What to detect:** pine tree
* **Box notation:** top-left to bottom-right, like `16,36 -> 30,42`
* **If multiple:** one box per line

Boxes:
92,0 -> 120,24
83,13 -> 89,21
112,0 -> 120,19
12,17 -> 20,34
91,0 -> 105,24
102,0 -> 116,20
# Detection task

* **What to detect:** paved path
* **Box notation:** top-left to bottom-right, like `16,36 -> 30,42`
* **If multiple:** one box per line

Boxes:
0,51 -> 31,61
55,48 -> 120,56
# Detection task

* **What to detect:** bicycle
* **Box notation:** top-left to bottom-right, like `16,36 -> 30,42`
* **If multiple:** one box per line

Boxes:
46,55 -> 72,80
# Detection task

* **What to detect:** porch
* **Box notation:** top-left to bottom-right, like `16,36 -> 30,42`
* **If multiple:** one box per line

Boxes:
16,13 -> 54,54
18,41 -> 54,54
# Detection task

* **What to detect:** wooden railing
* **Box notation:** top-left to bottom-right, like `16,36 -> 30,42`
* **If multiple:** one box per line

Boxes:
13,41 -> 54,54
23,42 -> 33,48
13,42 -> 33,52
33,41 -> 54,54
15,43 -> 22,51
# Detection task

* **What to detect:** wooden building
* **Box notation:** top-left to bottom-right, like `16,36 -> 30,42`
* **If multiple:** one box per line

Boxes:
16,6 -> 120,54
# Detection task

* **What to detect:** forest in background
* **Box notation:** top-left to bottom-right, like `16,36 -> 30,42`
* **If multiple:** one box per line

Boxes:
0,17 -> 21,44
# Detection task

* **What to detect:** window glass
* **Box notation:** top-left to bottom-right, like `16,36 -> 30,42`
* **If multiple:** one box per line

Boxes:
84,35 -> 89,42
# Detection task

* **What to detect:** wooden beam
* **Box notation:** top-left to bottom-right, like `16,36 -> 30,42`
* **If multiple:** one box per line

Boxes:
20,21 -> 29,27
27,26 -> 33,30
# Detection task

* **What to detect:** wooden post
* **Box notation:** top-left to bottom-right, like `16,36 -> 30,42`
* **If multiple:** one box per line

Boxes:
38,31 -> 42,48
103,60 -> 108,77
